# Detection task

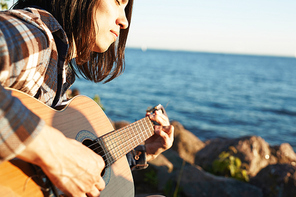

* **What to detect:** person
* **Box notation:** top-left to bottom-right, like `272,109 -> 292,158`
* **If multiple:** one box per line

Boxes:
67,88 -> 81,98
0,0 -> 174,196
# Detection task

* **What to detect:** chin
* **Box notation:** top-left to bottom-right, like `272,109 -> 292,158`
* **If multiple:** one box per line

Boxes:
93,47 -> 108,53
93,43 -> 113,53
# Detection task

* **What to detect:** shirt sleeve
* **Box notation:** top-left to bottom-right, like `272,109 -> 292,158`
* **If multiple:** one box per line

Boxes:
0,11 -> 46,162
0,85 -> 45,162
126,145 -> 149,170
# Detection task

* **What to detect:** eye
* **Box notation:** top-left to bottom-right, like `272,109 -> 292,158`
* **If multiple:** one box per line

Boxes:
116,0 -> 121,5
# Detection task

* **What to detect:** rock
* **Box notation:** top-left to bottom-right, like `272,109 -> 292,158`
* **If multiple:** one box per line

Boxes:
171,121 -> 205,164
132,155 -> 172,196
195,136 -> 277,177
148,153 -> 173,173
134,149 -> 263,197
169,164 -> 263,197
133,149 -> 184,195
270,143 -> 296,164
250,164 -> 296,197
112,119 -> 296,197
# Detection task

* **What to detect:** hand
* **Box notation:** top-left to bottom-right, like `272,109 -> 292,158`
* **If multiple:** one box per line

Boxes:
145,110 -> 174,161
17,125 -> 105,197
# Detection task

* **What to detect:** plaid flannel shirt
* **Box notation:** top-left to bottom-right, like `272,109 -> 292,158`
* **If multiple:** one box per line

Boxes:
0,7 -> 147,169
0,8 -> 74,161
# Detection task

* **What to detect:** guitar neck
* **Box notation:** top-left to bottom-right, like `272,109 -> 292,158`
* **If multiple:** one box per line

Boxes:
95,117 -> 154,167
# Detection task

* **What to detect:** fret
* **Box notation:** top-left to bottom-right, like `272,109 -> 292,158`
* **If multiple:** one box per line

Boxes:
114,138 -> 120,161
118,130 -> 124,158
96,138 -> 112,167
139,121 -> 147,141
109,133 -> 117,161
105,130 -> 119,162
145,117 -> 154,136
140,119 -> 148,140
104,136 -> 118,166
98,117 -> 155,166
131,124 -> 137,148
139,120 -> 147,141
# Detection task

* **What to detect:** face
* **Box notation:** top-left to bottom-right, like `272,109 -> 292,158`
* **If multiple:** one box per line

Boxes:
93,0 -> 129,53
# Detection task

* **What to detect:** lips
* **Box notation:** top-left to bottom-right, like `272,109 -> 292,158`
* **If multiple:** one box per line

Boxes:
110,30 -> 119,38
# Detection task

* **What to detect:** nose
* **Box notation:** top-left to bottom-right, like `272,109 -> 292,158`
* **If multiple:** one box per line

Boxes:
116,10 -> 129,29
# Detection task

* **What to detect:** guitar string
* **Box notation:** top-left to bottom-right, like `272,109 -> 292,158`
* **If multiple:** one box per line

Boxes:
86,117 -> 149,150
101,119 -> 145,156
85,105 -> 166,165
86,117 -> 151,151
91,119 -> 153,159
88,118 -> 153,164
94,123 -> 151,166
92,113 -> 154,150
86,117 -> 154,163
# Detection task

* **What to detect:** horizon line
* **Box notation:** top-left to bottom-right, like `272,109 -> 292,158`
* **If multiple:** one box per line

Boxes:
126,47 -> 296,59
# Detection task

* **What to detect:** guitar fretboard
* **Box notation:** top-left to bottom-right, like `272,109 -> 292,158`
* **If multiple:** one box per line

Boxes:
95,117 -> 154,167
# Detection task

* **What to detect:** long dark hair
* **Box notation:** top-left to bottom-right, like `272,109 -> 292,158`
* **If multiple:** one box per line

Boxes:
13,0 -> 134,83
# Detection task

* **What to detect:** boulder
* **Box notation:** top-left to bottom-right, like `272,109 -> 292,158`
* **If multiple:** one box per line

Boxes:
171,164 -> 263,197
112,120 -> 296,197
133,149 -> 184,196
133,154 -> 174,196
270,143 -> 296,164
148,153 -> 174,173
134,149 -> 263,197
250,164 -> 296,197
171,121 -> 205,164
195,136 -> 277,177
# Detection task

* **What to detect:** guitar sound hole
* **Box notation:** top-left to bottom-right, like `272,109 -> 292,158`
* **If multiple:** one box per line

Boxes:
82,139 -> 106,176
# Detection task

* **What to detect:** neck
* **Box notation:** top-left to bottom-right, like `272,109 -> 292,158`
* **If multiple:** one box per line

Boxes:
92,116 -> 154,167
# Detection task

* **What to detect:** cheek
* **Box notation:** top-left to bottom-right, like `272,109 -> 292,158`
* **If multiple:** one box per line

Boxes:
93,37 -> 105,53
93,36 -> 111,53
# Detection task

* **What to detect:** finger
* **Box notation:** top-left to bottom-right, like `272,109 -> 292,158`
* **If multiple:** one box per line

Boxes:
154,125 -> 169,138
154,125 -> 162,135
95,177 -> 106,191
158,131 -> 173,149
162,125 -> 172,131
153,111 -> 170,126
167,125 -> 174,141
155,125 -> 173,134
158,125 -> 174,143
86,185 -> 100,197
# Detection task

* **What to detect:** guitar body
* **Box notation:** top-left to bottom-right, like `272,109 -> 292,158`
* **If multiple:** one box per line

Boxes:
0,89 -> 134,197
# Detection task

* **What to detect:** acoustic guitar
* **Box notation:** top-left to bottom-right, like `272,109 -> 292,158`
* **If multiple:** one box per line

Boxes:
0,89 -> 165,197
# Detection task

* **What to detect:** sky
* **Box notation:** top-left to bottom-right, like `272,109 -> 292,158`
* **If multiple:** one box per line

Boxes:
6,0 -> 296,57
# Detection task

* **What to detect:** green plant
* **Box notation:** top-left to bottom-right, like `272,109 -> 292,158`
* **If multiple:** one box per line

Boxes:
164,180 -> 173,197
93,94 -> 105,111
212,149 -> 249,182
163,160 -> 185,197
0,0 -> 9,10
173,159 -> 185,197
164,179 -> 183,197
144,169 -> 158,188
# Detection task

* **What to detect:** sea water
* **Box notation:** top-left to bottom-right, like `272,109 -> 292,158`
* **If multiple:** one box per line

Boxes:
72,48 -> 296,150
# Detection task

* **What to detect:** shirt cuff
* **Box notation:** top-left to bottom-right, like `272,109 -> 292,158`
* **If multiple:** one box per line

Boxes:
126,145 -> 149,170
